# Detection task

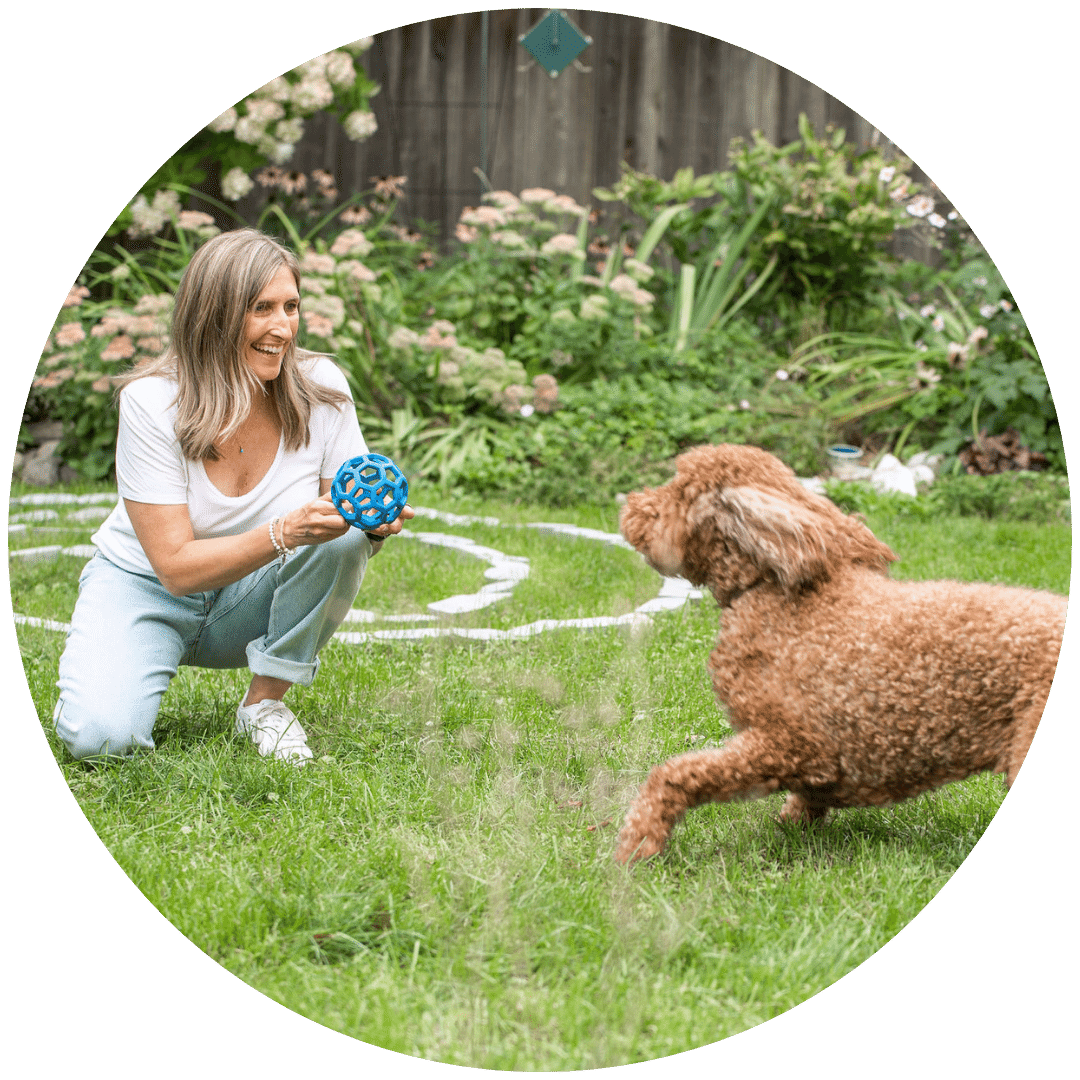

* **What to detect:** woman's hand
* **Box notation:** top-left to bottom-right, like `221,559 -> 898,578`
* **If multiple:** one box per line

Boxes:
363,503 -> 415,545
278,494 -> 354,549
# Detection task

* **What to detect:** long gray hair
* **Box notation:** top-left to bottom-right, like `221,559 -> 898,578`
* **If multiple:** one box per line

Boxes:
123,228 -> 350,461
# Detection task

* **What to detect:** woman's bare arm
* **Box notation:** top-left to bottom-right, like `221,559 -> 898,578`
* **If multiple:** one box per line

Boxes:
126,481 -> 413,596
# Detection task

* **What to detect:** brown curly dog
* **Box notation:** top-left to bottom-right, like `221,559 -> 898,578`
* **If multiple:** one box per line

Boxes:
615,443 -> 1068,864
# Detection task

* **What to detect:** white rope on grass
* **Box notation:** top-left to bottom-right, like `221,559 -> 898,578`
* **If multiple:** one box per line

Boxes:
10,499 -> 704,642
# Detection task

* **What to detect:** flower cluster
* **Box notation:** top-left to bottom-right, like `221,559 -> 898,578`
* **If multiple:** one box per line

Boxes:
208,39 -> 377,182
385,317 -> 560,416
38,293 -> 173,385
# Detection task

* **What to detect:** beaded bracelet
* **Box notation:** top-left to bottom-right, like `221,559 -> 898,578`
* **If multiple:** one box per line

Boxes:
269,516 -> 291,564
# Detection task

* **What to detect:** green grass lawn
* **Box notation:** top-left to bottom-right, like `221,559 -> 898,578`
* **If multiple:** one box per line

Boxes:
11,490 -> 1071,1071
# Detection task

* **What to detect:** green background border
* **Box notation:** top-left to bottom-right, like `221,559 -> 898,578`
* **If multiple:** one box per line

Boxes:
4,4 -> 1075,1075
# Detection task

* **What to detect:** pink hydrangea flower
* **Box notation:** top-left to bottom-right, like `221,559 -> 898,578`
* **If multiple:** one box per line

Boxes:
520,187 -> 556,203
460,205 -> 506,227
101,335 -> 136,361
303,312 -> 335,338
55,322 -> 86,347
484,190 -> 521,211
340,260 -> 376,282
63,285 -> 90,308
330,229 -> 373,257
300,251 -> 336,275
540,233 -> 580,255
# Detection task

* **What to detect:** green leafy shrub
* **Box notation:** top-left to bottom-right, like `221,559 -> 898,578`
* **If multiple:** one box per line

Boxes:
926,472 -> 1070,523
824,473 -> 1070,524
593,115 -> 923,335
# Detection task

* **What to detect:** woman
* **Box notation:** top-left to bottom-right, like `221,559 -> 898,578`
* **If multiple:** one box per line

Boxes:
53,228 -> 412,765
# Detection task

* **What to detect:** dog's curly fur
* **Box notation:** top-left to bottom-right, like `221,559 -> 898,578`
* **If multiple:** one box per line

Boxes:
615,443 -> 1068,864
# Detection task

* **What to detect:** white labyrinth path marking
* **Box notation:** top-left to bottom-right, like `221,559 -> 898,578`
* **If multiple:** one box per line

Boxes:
10,497 -> 704,640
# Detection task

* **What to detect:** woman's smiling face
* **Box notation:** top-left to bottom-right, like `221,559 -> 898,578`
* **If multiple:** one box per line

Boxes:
242,263 -> 300,382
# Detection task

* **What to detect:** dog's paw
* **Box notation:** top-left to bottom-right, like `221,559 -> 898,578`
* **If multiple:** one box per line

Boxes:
614,827 -> 666,865
778,792 -> 830,824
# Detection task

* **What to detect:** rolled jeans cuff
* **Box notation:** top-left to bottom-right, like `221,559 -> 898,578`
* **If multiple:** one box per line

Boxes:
244,642 -> 320,686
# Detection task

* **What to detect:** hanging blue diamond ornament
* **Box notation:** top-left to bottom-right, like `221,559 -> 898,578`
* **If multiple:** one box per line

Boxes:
519,10 -> 591,78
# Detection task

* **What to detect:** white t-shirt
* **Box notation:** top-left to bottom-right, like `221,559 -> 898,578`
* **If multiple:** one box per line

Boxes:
92,355 -> 368,578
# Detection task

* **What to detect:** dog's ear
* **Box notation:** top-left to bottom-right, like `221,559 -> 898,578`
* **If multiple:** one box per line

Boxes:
691,484 -> 895,591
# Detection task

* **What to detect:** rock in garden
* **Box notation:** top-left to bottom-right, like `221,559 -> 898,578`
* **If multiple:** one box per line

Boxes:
20,440 -> 63,486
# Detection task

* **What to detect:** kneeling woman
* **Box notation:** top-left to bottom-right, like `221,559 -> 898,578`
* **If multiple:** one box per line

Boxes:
53,228 -> 412,765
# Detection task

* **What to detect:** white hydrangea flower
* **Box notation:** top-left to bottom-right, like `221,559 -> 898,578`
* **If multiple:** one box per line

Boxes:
296,54 -> 329,78
906,195 -> 935,219
292,76 -> 334,114
222,167 -> 255,202
246,99 -> 285,125
325,50 -> 357,88
234,115 -> 264,145
128,189 -> 181,236
275,117 -> 304,144
343,110 -> 378,141
254,76 -> 291,102
207,107 -> 237,133
267,140 -> 295,165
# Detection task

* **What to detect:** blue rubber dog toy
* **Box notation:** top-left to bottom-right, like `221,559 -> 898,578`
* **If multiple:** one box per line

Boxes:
331,453 -> 409,532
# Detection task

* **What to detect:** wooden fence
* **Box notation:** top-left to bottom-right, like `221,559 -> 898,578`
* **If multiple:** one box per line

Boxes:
241,11 -> 913,246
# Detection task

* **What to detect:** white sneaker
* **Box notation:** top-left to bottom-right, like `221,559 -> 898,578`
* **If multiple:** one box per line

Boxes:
235,699 -> 313,765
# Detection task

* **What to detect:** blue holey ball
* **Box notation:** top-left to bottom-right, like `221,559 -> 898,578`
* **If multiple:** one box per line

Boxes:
331,453 -> 409,530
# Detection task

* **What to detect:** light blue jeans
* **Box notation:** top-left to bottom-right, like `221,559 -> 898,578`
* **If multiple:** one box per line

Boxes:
53,528 -> 371,760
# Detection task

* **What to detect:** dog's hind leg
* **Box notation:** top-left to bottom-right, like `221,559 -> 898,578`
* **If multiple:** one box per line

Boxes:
1001,698 -> 1047,788
615,730 -> 821,864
